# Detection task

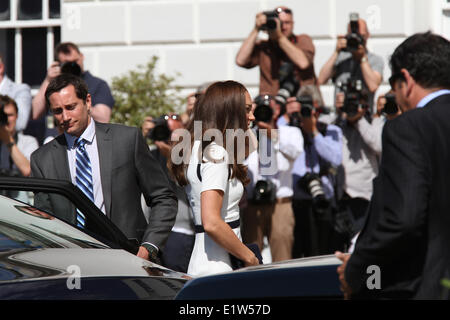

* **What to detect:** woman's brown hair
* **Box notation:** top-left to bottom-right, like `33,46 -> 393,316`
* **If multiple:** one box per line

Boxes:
168,80 -> 250,186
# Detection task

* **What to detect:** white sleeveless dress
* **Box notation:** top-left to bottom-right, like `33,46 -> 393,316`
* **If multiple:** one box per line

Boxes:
185,140 -> 244,276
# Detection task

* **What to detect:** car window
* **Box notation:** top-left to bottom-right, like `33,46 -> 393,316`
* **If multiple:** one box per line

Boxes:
0,195 -> 109,250
1,189 -> 88,227
0,186 -> 138,254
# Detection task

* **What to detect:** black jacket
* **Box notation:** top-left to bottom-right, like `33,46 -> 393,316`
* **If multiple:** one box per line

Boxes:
346,93 -> 450,299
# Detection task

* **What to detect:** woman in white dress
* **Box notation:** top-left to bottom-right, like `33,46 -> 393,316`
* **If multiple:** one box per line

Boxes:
169,80 -> 260,276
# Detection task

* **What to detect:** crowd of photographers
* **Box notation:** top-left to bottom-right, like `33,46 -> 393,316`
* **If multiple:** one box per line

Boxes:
0,5 -> 404,268
141,7 -> 402,265
232,6 -> 401,262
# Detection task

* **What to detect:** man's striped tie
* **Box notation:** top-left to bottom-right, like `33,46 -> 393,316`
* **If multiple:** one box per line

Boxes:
75,137 -> 94,228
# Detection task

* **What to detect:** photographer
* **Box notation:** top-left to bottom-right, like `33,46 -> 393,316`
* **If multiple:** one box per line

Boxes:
332,84 -> 385,245
374,90 -> 402,122
318,14 -> 384,113
0,53 -> 31,132
141,113 -> 195,272
0,95 -> 38,178
242,95 -> 303,262
236,6 -> 316,96
26,43 -> 115,145
279,86 -> 343,257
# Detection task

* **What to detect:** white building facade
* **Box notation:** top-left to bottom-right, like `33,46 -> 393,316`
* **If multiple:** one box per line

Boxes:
1,0 -> 450,109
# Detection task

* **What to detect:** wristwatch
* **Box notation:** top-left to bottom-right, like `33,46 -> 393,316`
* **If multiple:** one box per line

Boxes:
361,56 -> 369,63
6,142 -> 15,149
142,243 -> 159,263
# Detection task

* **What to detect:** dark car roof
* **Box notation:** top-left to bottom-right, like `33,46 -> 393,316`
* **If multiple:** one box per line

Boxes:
176,255 -> 342,300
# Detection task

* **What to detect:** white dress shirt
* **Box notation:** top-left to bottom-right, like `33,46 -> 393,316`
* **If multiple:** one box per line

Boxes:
246,125 -> 304,199
64,118 -> 106,214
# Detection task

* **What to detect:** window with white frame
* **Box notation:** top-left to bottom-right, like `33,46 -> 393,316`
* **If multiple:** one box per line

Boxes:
0,0 -> 61,88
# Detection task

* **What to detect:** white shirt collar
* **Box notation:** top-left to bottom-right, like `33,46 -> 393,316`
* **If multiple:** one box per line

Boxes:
416,89 -> 450,108
64,117 -> 95,149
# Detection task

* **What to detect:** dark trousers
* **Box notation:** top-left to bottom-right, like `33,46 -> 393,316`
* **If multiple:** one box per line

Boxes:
292,199 -> 338,258
160,231 -> 194,273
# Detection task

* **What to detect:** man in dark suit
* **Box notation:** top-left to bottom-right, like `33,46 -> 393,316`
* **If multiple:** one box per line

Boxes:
336,32 -> 450,299
30,74 -> 178,263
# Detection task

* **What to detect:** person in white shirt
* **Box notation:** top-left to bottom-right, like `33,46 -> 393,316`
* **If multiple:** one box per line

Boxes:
168,80 -> 260,276
0,53 -> 32,132
242,95 -> 303,262
333,90 -> 383,240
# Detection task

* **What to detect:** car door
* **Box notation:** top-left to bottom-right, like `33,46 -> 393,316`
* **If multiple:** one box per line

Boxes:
0,176 -> 139,255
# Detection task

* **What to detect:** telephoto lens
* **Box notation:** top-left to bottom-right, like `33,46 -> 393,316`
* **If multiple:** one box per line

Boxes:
253,95 -> 273,123
60,61 -> 82,77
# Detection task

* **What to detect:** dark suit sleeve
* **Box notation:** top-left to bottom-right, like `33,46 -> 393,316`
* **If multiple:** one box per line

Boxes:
30,151 -> 55,215
133,128 -> 178,250
345,116 -> 430,296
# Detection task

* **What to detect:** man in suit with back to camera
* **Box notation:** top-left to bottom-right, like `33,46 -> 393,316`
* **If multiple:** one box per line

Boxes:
30,73 -> 178,263
336,31 -> 450,299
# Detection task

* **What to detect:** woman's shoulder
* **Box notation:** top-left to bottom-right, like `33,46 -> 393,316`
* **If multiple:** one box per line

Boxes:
202,142 -> 228,164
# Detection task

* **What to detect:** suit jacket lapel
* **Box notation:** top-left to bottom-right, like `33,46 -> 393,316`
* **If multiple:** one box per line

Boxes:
52,135 -> 71,181
95,122 -> 113,218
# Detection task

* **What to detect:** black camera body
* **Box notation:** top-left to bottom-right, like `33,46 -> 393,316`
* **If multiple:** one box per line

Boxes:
60,61 -> 82,77
275,62 -> 299,106
336,78 -> 367,117
0,103 -> 8,126
382,93 -> 399,115
253,95 -> 273,123
148,117 -> 171,142
299,172 -> 329,211
343,13 -> 364,52
261,10 -> 278,30
288,95 -> 313,128
252,179 -> 276,204
298,95 -> 314,118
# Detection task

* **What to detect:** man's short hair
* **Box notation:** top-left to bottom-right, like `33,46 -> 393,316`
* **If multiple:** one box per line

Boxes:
54,42 -> 81,60
45,74 -> 89,109
389,31 -> 450,89
0,94 -> 18,114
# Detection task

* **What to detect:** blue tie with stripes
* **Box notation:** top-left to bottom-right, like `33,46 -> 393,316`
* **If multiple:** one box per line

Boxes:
75,137 -> 94,228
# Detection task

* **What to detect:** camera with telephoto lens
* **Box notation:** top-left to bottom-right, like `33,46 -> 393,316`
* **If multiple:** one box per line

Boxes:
336,78 -> 367,117
382,93 -> 399,115
343,13 -> 364,52
60,61 -> 81,77
288,94 -> 313,128
275,62 -> 299,106
148,116 -> 172,142
260,10 -> 279,31
253,94 -> 274,123
60,61 -> 82,77
252,179 -> 276,204
298,95 -> 314,118
299,172 -> 329,212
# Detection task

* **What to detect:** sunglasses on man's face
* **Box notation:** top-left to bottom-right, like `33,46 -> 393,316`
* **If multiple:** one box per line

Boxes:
389,72 -> 406,90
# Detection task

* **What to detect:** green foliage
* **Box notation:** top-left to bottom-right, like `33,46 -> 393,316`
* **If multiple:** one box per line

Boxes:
442,278 -> 450,289
110,56 -> 184,128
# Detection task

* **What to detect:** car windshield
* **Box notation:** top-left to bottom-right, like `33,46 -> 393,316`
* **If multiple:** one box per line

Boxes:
0,195 -> 109,251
